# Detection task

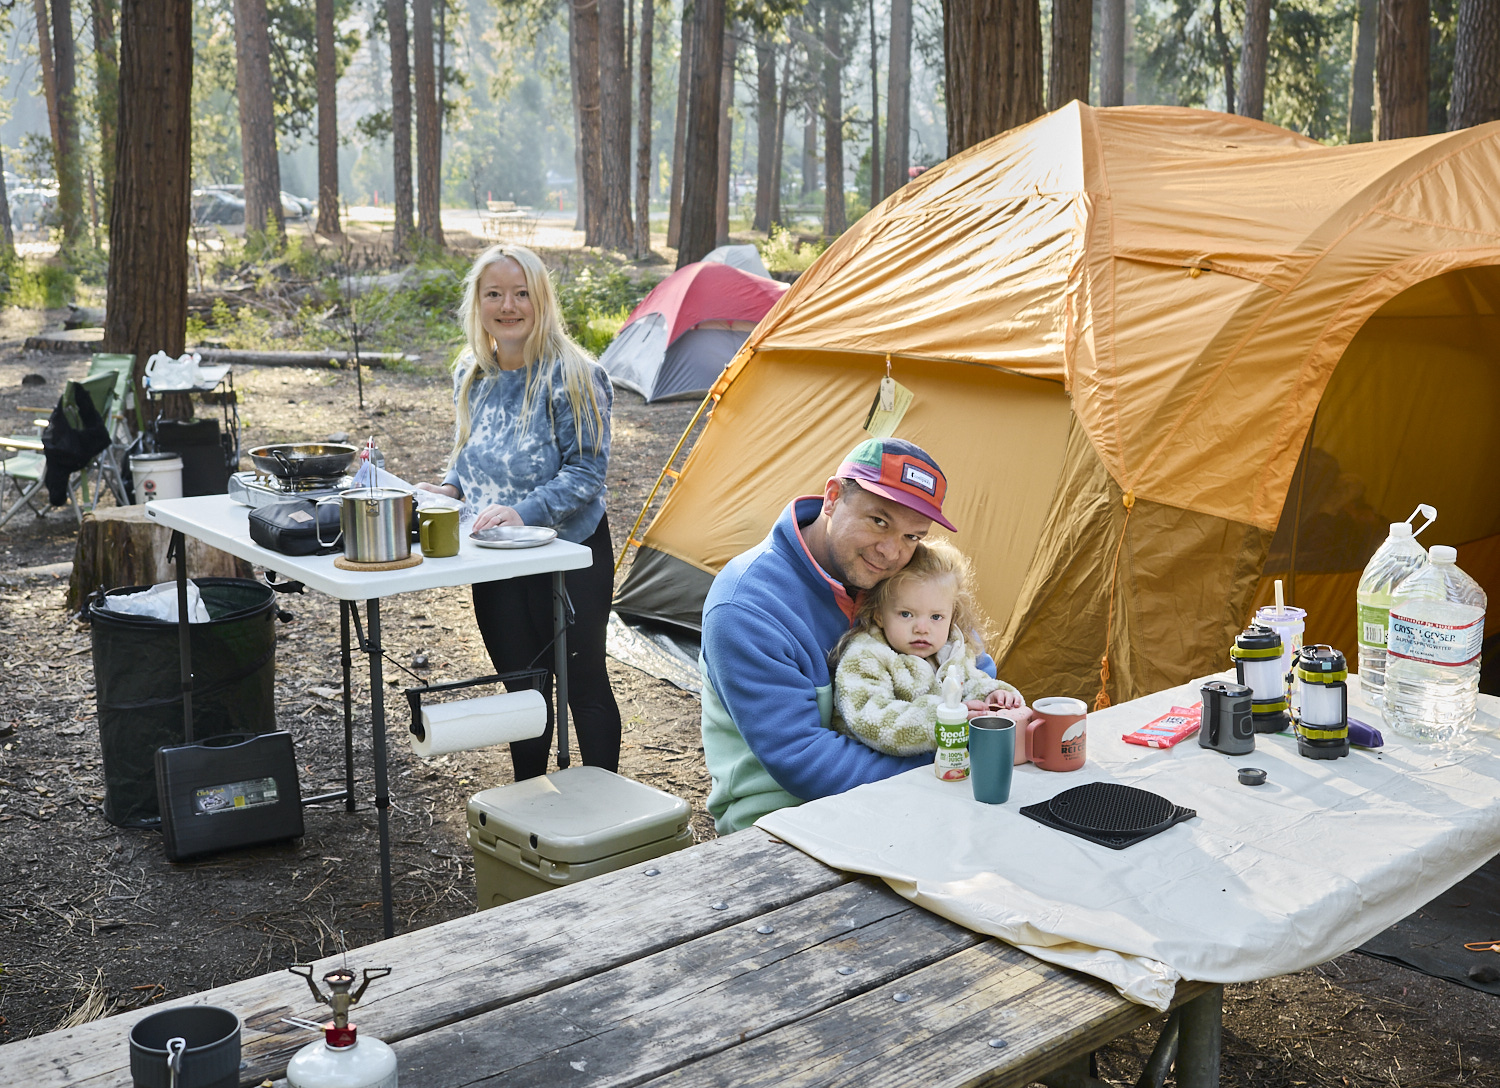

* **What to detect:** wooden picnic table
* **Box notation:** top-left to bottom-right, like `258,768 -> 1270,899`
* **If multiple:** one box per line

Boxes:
3,828 -> 1220,1088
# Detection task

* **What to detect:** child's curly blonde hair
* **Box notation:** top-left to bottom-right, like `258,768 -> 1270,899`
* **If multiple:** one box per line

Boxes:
832,538 -> 990,664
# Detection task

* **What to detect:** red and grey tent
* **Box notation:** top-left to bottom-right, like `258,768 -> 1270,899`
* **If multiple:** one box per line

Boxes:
599,263 -> 787,403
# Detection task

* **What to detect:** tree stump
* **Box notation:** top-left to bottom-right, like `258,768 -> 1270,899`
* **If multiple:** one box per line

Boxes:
67,505 -> 253,611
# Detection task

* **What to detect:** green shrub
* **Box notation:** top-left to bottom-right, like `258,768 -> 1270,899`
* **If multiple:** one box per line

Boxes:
2,258 -> 77,309
556,268 -> 651,355
759,226 -> 826,273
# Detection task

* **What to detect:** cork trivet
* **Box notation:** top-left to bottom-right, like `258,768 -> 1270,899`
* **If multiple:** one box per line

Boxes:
334,553 -> 424,572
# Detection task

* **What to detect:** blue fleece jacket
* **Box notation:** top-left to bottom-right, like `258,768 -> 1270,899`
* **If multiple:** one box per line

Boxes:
700,497 -> 928,833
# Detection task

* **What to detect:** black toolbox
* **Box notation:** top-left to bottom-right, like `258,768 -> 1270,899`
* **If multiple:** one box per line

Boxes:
155,732 -> 304,861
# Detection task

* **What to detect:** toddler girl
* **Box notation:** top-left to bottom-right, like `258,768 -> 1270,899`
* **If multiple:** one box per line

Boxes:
831,539 -> 1031,755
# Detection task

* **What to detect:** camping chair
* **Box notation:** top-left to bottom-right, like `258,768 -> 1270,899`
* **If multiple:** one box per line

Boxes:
0,372 -> 118,528
85,353 -> 138,506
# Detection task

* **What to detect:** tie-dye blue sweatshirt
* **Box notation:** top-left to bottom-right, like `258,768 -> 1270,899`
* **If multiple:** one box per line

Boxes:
441,354 -> 612,543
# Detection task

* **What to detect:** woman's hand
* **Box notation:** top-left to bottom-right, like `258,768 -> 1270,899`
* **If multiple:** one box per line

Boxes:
473,504 -> 523,531
415,482 -> 461,498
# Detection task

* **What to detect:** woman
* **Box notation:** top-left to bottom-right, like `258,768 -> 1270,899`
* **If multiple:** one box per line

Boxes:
418,244 -> 621,780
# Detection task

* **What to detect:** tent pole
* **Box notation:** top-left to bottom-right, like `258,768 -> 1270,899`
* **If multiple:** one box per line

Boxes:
1287,408 -> 1318,605
614,389 -> 719,575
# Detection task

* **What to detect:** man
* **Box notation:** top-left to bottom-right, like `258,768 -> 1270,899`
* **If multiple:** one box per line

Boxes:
701,438 -> 957,834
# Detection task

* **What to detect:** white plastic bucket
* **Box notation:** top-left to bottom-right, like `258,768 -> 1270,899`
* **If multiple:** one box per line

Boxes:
130,453 -> 184,503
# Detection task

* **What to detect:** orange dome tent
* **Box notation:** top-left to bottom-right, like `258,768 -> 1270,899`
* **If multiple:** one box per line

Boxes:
614,103 -> 1500,705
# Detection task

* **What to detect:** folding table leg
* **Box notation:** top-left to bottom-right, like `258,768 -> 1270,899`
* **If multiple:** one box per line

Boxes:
1175,984 -> 1223,1088
170,530 -> 195,742
365,598 -> 396,940
341,601 -> 355,813
552,571 -> 571,769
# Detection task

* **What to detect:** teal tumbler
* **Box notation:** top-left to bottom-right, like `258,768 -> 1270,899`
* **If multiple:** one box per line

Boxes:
969,716 -> 1016,804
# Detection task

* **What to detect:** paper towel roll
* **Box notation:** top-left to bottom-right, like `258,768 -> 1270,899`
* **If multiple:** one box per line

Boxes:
410,689 -> 548,757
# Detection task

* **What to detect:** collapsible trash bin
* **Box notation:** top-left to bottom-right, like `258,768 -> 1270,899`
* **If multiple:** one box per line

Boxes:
90,578 -> 278,828
467,766 -> 693,909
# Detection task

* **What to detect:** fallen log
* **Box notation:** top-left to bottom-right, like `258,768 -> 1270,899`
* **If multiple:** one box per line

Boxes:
23,330 -> 415,369
67,505 -> 253,613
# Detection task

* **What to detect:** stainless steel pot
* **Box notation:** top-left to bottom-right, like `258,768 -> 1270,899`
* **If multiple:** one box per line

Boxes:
317,487 -> 414,563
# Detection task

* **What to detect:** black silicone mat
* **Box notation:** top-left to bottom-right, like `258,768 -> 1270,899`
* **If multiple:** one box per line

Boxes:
1022,782 -> 1197,850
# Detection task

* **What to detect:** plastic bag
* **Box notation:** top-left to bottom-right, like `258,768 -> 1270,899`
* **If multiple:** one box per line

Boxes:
97,580 -> 212,623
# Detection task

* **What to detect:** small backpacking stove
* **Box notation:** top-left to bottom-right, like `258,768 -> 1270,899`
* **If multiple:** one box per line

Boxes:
228,469 -> 354,508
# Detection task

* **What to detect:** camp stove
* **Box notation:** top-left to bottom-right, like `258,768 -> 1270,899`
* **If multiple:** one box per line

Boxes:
228,470 -> 354,508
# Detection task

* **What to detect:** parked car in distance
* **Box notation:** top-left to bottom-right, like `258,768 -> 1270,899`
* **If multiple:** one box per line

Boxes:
192,188 -> 246,226
198,184 -> 313,221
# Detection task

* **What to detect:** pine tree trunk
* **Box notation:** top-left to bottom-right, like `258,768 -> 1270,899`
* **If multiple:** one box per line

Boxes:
90,0 -> 119,226
599,0 -> 634,251
823,0 -> 847,236
51,0 -> 88,251
676,0 -> 724,266
1450,0 -> 1500,128
770,46 -> 791,224
1098,0 -> 1125,107
867,0 -> 880,206
573,0 -> 604,245
802,108 -> 818,195
716,25 -> 736,245
570,11 -> 587,232
883,0 -> 911,194
1376,0 -> 1430,138
635,0 -> 655,256
941,0 -> 1043,155
0,145 -> 15,254
315,0 -> 341,236
754,33 -> 777,232
1237,0 -> 1270,118
667,10 -> 692,249
106,0 -> 192,425
1348,0 -> 1378,140
413,0 -> 444,246
1047,0 -> 1090,109
386,0 -> 415,249
1211,0 -> 1235,112
34,0 -> 65,166
235,0 -> 285,245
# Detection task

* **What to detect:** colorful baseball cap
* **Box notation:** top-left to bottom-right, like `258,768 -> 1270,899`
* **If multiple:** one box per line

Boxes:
836,438 -> 955,532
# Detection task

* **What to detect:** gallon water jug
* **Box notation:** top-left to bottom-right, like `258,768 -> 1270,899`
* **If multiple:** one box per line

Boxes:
1384,545 -> 1486,742
1355,505 -> 1434,706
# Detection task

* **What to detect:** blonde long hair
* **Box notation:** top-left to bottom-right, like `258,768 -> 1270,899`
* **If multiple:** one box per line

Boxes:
832,539 -> 990,664
447,244 -> 605,469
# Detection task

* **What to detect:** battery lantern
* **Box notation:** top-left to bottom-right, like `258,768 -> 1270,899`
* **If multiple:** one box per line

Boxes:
1293,644 -> 1349,760
1230,623 -> 1290,733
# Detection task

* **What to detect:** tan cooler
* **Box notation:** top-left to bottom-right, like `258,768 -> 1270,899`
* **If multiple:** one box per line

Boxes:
467,765 -> 693,910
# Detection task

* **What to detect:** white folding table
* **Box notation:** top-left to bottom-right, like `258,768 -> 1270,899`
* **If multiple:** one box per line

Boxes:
143,495 -> 592,937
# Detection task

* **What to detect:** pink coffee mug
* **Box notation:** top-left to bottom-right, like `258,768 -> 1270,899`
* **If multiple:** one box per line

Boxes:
1025,697 -> 1088,772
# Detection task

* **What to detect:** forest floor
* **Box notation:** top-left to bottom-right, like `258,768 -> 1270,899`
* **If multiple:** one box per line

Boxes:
0,237 -> 1497,1086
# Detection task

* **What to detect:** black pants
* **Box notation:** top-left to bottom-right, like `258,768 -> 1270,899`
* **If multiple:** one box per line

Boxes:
471,514 -> 621,781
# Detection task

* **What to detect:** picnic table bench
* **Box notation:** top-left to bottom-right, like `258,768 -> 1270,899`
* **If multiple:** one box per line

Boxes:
4,827 -> 1220,1087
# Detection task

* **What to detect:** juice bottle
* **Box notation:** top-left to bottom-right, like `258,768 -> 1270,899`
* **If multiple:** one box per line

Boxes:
933,673 -> 970,781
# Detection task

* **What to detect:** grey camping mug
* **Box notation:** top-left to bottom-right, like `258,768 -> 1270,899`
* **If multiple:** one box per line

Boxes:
128,1005 -> 241,1088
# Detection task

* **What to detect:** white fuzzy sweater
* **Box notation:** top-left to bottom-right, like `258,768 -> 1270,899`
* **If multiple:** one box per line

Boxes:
831,629 -> 1018,755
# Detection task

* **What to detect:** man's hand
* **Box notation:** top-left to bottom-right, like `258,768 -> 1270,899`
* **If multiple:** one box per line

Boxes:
473,504 -> 523,531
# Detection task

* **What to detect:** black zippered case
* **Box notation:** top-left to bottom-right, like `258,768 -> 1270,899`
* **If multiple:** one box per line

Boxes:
247,499 -> 342,556
155,732 -> 304,861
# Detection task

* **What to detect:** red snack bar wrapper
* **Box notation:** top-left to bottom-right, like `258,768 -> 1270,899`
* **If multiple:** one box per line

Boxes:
1122,703 -> 1203,749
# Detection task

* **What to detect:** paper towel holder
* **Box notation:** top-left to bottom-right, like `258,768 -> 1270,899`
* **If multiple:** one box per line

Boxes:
406,668 -> 554,756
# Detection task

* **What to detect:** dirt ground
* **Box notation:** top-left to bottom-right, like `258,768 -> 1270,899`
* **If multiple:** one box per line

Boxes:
1,299 -> 1498,1085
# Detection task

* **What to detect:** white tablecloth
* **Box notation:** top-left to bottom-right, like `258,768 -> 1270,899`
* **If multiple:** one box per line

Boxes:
759,675 -> 1500,1009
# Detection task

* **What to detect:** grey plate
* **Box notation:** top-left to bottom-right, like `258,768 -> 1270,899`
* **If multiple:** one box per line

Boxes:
470,525 -> 558,549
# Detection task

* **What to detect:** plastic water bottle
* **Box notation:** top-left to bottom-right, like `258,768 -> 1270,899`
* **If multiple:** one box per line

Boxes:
1384,545 -> 1486,742
1355,506 -> 1434,706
